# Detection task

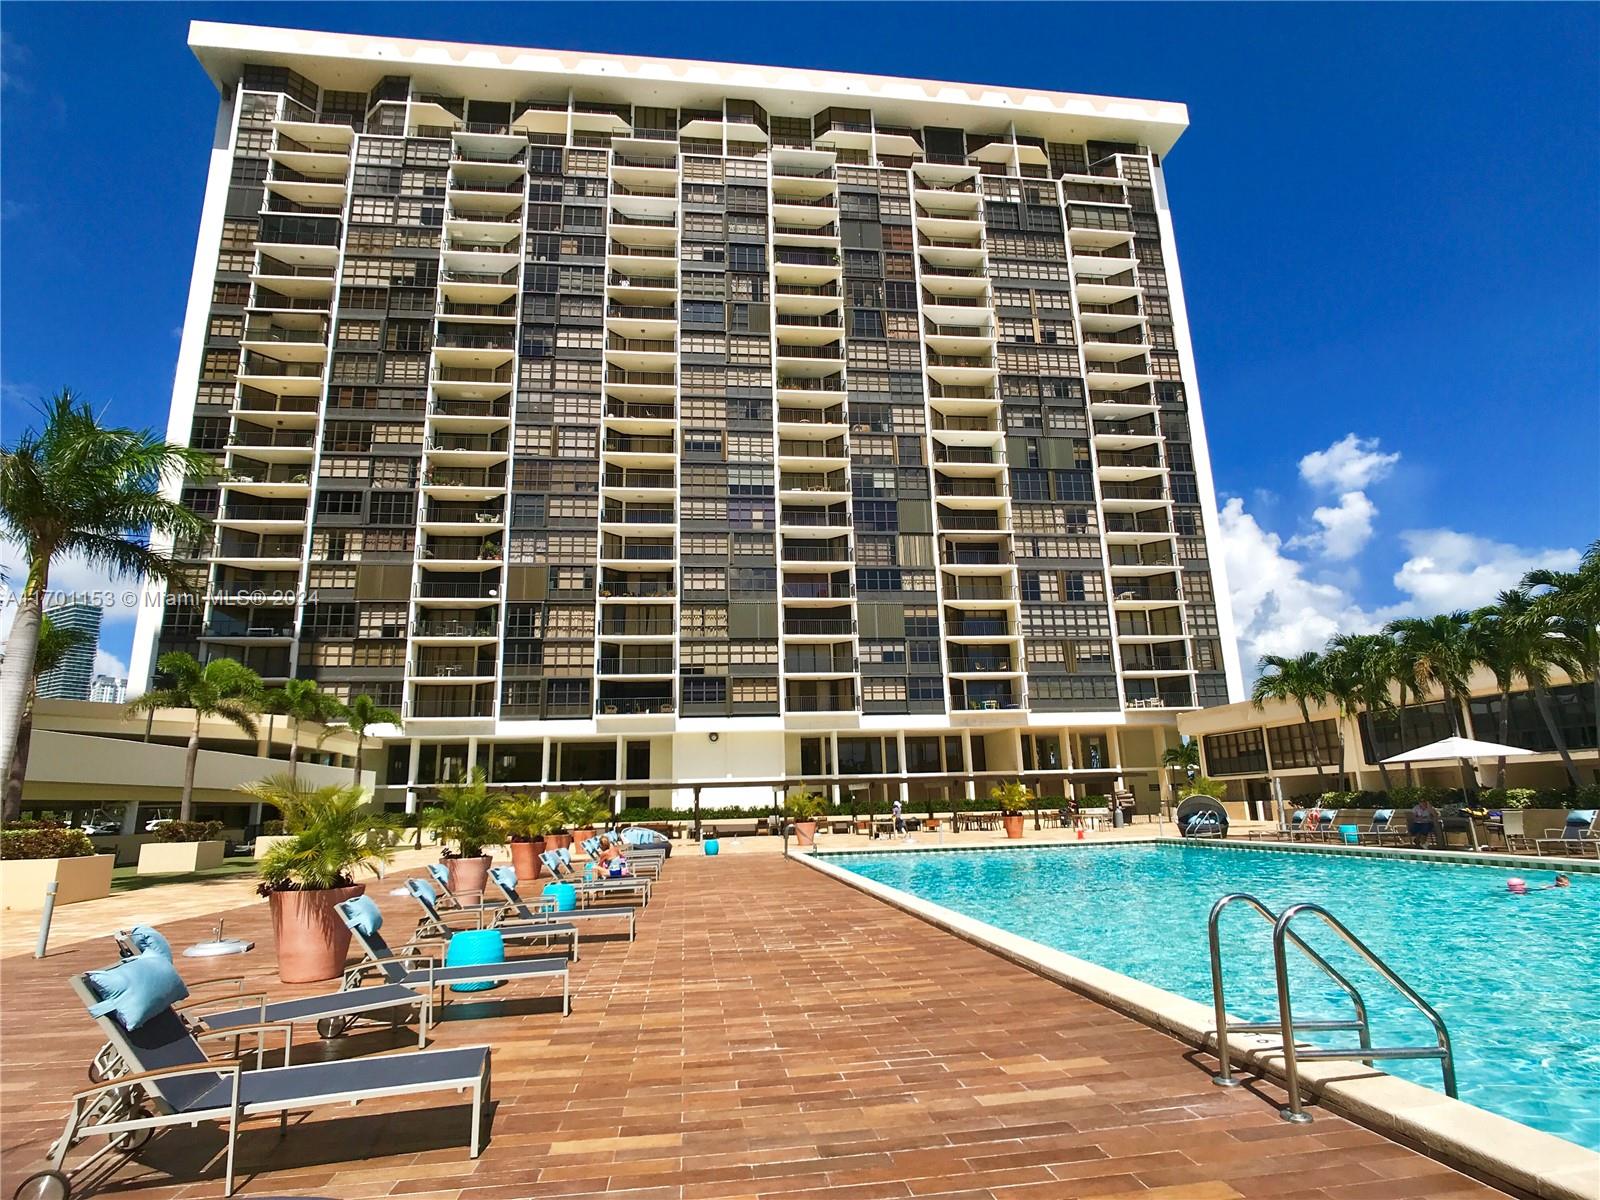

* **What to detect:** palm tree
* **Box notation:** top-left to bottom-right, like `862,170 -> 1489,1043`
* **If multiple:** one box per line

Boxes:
1524,540 -> 1600,758
0,391 -> 213,789
1323,633 -> 1397,793
338,693 -> 401,784
1385,612 -> 1480,796
1487,589 -> 1584,787
1160,737 -> 1200,781
263,678 -> 342,781
126,653 -> 261,820
1,615 -> 90,821
1252,651 -> 1335,792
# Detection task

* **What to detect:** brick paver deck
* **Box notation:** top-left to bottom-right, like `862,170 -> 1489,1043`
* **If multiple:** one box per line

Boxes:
0,853 -> 1507,1199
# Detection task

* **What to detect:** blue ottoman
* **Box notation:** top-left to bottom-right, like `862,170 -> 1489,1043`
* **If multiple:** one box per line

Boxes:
444,928 -> 504,993
703,838 -> 720,856
543,882 -> 577,912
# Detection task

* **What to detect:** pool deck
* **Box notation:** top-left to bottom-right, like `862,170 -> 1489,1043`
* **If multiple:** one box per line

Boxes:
0,850 -> 1525,1199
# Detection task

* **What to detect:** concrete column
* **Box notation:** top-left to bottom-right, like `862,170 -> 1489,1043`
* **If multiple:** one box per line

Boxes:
120,802 -> 140,835
465,736 -> 478,781
247,802 -> 264,827
827,730 -> 841,805
895,730 -> 909,809
540,737 -> 552,788
961,732 -> 976,802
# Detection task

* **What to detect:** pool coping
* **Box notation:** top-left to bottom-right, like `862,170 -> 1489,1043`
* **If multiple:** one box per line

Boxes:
793,842 -> 1600,1200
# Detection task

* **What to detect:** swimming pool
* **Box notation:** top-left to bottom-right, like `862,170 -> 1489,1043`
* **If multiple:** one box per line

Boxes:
827,842 -> 1600,1150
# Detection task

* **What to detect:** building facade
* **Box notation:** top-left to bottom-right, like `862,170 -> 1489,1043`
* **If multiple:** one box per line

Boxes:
132,23 -> 1242,809
37,603 -> 102,701
88,675 -> 129,705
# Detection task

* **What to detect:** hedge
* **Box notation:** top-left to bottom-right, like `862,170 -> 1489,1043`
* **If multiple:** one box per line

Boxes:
153,820 -> 224,844
1,821 -> 97,860
1306,784 -> 1598,811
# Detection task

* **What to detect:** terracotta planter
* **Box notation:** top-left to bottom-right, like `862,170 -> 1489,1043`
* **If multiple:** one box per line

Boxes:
446,855 -> 492,903
509,838 -> 545,881
268,883 -> 364,984
1002,814 -> 1025,839
546,832 -> 572,852
794,820 -> 818,846
571,827 -> 596,847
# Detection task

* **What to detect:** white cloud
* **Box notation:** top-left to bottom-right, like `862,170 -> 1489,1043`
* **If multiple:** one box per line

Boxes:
94,648 -> 128,678
1391,530 -> 1579,612
1287,490 -> 1379,561
1298,434 -> 1400,493
1217,495 -> 1584,678
1217,497 -> 1384,668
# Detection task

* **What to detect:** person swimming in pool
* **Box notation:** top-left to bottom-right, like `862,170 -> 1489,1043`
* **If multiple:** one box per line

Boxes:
1507,873 -> 1570,894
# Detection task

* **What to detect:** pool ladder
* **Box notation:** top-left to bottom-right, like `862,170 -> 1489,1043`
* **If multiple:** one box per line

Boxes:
1208,893 -> 1458,1123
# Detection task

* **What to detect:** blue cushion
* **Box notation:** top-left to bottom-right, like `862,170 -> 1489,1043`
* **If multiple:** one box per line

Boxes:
557,847 -> 573,866
489,866 -> 519,893
126,925 -> 172,961
343,895 -> 383,936
406,878 -> 438,908
427,863 -> 451,887
543,882 -> 577,913
86,950 -> 189,1031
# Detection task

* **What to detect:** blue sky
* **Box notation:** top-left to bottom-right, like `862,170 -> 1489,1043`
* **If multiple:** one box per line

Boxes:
2,3 -> 1596,680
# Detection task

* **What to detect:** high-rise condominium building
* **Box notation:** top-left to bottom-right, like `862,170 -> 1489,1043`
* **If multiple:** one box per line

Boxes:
39,603 -> 102,701
132,23 -> 1241,810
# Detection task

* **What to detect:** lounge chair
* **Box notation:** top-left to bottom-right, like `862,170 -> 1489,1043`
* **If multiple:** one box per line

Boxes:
336,896 -> 571,1017
1248,809 -> 1306,841
1497,809 -> 1536,853
487,866 -> 638,942
1356,809 -> 1398,844
1535,810 -> 1599,857
404,878 -> 581,960
112,926 -> 426,1046
543,849 -> 652,905
16,967 -> 489,1198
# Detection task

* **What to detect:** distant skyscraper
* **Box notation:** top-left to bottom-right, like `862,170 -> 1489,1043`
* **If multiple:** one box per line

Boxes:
38,603 -> 102,701
89,674 -> 129,705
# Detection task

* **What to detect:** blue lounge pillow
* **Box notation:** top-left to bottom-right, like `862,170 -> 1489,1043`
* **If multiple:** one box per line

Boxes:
489,866 -> 519,892
427,863 -> 451,887
343,895 -> 383,936
86,950 -> 189,1031
406,878 -> 438,907
126,925 -> 172,961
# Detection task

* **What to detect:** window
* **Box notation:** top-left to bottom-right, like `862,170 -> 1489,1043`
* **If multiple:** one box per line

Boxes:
1265,720 -> 1339,770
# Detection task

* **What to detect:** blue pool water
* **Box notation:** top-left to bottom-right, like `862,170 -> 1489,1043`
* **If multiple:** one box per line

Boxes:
829,843 -> 1600,1149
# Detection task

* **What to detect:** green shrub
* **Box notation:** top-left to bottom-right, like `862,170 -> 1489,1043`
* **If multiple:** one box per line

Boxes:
1389,785 -> 1449,809
261,820 -> 286,835
988,780 -> 1033,814
1479,787 -> 1537,811
153,820 -> 224,844
0,821 -> 96,860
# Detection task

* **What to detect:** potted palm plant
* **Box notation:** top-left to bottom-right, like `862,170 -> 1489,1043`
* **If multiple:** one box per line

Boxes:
495,792 -> 557,881
419,768 -> 501,900
990,780 -> 1033,839
245,775 -> 397,983
785,786 -> 826,846
554,786 -> 607,846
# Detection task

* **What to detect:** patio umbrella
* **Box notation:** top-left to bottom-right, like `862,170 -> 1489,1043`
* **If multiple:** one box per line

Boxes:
1381,736 -> 1535,764
1383,736 -> 1534,849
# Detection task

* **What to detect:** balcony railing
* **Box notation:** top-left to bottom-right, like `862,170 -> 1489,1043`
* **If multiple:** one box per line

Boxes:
602,469 -> 675,490
414,618 -> 499,637
1101,482 -> 1168,502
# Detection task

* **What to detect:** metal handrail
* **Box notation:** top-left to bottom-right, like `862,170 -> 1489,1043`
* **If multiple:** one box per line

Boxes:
1209,894 -> 1372,1094
1271,903 -> 1456,1121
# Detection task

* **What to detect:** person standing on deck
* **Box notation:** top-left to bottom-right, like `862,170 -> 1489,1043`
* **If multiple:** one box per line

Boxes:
892,796 -> 904,838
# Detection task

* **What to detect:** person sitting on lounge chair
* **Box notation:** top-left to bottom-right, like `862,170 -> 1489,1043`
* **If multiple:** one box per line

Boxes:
592,835 -> 631,878
1408,799 -> 1437,845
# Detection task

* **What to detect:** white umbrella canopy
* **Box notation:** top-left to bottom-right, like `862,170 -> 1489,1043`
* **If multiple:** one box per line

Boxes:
1382,736 -> 1535,764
